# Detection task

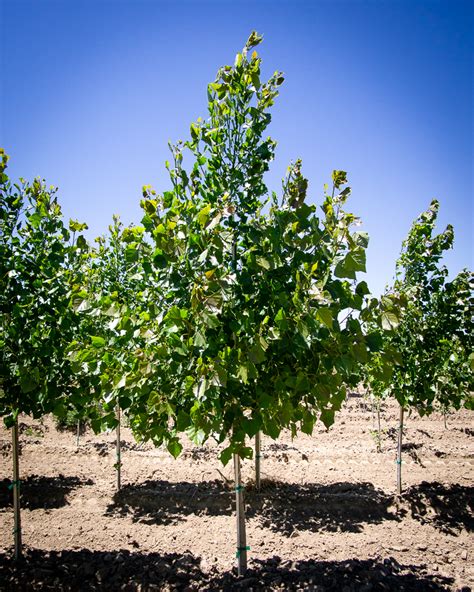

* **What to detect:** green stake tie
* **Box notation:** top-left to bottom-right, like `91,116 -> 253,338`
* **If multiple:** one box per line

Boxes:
235,485 -> 245,492
395,459 -> 402,464
8,480 -> 21,490
236,546 -> 250,558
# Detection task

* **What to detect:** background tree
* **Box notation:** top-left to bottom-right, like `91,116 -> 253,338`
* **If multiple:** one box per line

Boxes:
68,215 -> 154,488
368,200 -> 473,493
0,150 -> 91,557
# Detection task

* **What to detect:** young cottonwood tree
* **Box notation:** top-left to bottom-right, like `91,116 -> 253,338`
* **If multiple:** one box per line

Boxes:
68,216 -> 154,489
120,33 -> 386,573
377,200 -> 473,493
362,297 -> 404,453
0,150 -> 92,557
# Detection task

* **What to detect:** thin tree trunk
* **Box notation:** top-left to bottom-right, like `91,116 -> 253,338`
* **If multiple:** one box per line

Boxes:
370,392 -> 375,429
76,420 -> 81,447
233,453 -> 247,576
377,401 -> 382,453
116,403 -> 121,491
255,432 -> 261,492
12,419 -> 22,559
397,405 -> 404,495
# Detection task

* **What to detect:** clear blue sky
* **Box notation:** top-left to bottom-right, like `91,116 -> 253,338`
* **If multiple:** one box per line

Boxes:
1,0 -> 472,295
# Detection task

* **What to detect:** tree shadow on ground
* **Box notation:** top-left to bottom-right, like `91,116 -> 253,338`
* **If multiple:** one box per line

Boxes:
0,547 -> 204,592
106,479 -> 401,534
0,548 -> 454,591
404,481 -> 474,535
232,556 -> 454,591
105,479 -> 232,525
246,480 -> 401,535
0,475 -> 93,510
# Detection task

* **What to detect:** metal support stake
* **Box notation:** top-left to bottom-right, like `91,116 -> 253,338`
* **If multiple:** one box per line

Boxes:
116,403 -> 121,491
255,432 -> 261,491
12,419 -> 22,559
234,453 -> 247,576
397,405 -> 404,495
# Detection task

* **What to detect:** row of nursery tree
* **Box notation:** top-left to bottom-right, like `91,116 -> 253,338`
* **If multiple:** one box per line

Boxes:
1,33 -> 473,574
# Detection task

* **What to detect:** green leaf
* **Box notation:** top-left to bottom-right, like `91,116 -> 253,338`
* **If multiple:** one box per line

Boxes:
190,123 -> 199,141
125,246 -> 138,263
246,31 -> 263,50
366,332 -> 383,352
202,312 -> 220,328
295,372 -> 310,393
381,311 -> 399,331
353,232 -> 369,248
301,411 -> 315,435
194,331 -> 206,348
69,219 -> 88,232
238,446 -> 254,460
248,342 -> 266,364
219,446 -> 233,466
90,336 -> 106,348
274,308 -> 288,331
332,170 -> 347,189
320,408 -> 335,429
356,280 -> 370,296
207,212 -> 222,230
251,72 -> 260,90
258,393 -> 273,409
215,364 -> 227,387
237,364 -> 248,384
264,417 -> 280,439
186,425 -> 206,445
197,204 -> 211,227
351,342 -> 368,363
176,411 -> 191,431
316,307 -> 333,329
115,375 -> 126,389
335,249 -> 366,279
76,235 -> 88,250
71,295 -> 90,312
256,256 -> 271,270
20,373 -> 38,394
242,416 -> 261,438
28,212 -> 42,228
167,439 -> 183,459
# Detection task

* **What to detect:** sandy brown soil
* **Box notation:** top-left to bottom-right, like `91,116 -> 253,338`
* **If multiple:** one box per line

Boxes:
0,395 -> 472,591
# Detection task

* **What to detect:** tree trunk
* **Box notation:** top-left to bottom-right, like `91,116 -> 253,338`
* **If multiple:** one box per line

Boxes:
76,420 -> 81,447
12,419 -> 22,559
370,391 -> 375,429
233,453 -> 247,576
377,401 -> 382,453
397,405 -> 404,495
255,432 -> 261,491
116,403 -> 121,491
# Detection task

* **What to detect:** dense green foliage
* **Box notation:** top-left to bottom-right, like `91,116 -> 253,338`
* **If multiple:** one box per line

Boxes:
366,200 -> 473,413
0,149 -> 92,426
1,34 -> 471,460
69,33 -> 389,463
67,216 -> 151,434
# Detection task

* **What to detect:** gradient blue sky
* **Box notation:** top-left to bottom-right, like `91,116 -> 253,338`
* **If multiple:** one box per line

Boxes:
1,0 -> 472,295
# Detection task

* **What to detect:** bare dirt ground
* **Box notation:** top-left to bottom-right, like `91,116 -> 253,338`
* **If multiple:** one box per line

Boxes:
0,395 -> 472,591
